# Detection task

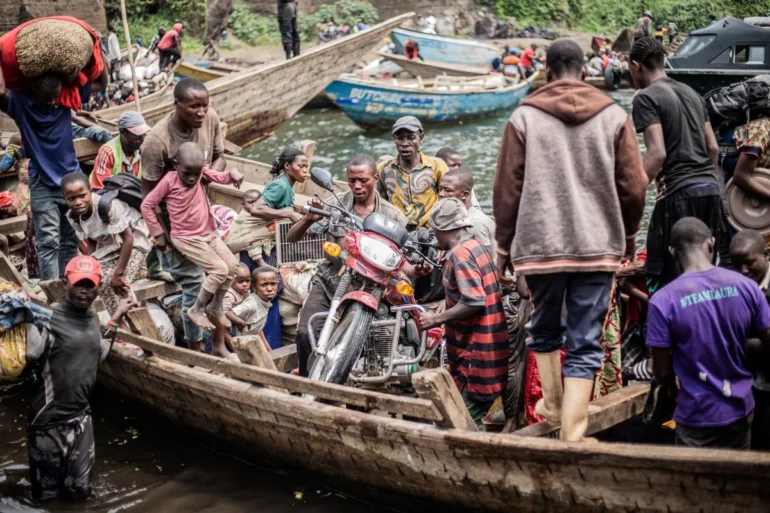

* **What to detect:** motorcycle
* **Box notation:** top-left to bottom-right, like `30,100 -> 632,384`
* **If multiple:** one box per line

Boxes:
303,168 -> 443,394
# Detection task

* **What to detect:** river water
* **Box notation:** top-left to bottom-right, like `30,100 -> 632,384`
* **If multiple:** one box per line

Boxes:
0,89 -> 649,512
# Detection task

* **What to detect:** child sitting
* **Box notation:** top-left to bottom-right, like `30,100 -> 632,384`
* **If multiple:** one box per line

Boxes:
141,142 -> 244,353
62,172 -> 151,317
224,265 -> 278,337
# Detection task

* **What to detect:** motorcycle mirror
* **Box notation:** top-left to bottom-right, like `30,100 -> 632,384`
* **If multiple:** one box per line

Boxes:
310,167 -> 335,192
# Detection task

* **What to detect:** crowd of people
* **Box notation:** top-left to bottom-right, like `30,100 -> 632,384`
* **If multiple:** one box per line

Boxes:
3,11 -> 770,503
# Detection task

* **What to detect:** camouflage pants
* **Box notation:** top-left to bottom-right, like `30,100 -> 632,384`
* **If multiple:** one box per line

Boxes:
27,412 -> 95,500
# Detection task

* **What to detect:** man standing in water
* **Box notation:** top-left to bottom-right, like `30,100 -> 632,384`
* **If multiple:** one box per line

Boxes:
141,77 -> 227,353
377,116 -> 449,230
493,39 -> 647,442
629,37 -> 722,293
278,0 -> 300,59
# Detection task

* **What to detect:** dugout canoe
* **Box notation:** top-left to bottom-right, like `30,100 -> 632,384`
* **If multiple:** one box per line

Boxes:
379,52 -> 489,77
96,329 -> 770,513
176,58 -> 240,82
390,27 -> 500,67
0,14 -> 413,146
324,72 -> 536,129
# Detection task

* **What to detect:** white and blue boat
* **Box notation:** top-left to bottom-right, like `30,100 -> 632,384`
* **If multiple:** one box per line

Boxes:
390,28 -> 501,67
324,73 -> 536,129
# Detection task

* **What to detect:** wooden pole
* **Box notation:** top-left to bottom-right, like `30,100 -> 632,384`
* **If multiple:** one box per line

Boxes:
119,0 -> 142,112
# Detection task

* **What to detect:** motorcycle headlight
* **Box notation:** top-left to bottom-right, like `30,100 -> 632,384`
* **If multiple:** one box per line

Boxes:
357,235 -> 403,272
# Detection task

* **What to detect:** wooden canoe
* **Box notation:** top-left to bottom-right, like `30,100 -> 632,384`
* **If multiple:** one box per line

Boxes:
176,59 -> 239,82
379,52 -> 489,77
390,27 -> 500,67
96,328 -> 770,513
0,13 -> 412,146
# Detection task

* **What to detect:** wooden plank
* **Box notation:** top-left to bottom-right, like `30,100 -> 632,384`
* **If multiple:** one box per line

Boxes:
39,278 -> 180,311
223,139 -> 243,155
0,215 -> 27,236
0,252 -> 44,302
232,335 -> 287,393
270,344 -> 298,373
126,307 -> 164,342
112,328 -> 444,422
412,369 -> 477,431
513,384 -> 650,438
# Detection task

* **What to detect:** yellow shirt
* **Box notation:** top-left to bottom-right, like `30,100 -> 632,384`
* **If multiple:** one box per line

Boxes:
376,153 -> 449,228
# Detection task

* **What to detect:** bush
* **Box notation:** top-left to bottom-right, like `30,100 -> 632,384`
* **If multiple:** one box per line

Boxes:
228,3 -> 281,45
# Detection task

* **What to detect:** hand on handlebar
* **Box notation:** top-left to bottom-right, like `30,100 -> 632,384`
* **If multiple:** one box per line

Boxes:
303,198 -> 326,223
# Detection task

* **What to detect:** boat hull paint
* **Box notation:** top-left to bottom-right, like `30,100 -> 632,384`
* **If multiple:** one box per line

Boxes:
379,52 -> 488,77
390,28 -> 500,66
98,345 -> 770,513
324,75 -> 534,129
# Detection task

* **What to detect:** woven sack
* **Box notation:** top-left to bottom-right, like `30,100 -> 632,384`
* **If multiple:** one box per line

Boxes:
15,19 -> 93,78
0,323 -> 26,382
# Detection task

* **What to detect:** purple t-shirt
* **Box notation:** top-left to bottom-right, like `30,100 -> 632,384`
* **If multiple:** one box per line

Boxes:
647,267 -> 770,428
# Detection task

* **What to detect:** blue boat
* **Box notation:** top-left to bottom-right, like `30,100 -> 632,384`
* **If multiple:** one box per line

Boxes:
323,74 -> 536,129
390,28 -> 501,67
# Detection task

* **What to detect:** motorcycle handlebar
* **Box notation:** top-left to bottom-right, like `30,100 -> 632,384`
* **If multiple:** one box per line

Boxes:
303,205 -> 332,218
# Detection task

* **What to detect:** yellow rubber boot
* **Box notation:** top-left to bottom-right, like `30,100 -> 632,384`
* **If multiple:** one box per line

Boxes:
560,377 -> 597,442
534,351 -> 564,422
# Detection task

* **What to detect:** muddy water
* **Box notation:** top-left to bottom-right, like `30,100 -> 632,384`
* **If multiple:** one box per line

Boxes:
0,89 -> 647,512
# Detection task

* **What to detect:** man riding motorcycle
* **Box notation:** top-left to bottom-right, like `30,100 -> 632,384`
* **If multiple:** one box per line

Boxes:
288,154 -> 410,376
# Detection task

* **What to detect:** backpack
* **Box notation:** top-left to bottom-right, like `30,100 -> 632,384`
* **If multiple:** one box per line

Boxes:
704,75 -> 770,131
94,172 -> 143,223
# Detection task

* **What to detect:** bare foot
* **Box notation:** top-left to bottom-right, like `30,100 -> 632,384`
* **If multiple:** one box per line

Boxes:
211,343 -> 230,358
187,307 -> 215,330
206,304 -> 232,328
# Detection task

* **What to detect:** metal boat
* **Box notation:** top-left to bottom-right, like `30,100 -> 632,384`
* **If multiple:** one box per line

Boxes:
666,16 -> 770,95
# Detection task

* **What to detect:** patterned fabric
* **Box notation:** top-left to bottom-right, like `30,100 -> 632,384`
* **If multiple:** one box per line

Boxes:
593,284 -> 622,399
442,235 -> 509,402
376,152 -> 449,228
735,118 -> 770,167
211,205 -> 237,241
97,248 -> 147,317
0,280 -> 52,331
28,411 -> 95,500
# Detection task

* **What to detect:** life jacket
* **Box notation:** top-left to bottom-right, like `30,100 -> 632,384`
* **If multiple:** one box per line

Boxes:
404,39 -> 419,59
502,55 -> 521,65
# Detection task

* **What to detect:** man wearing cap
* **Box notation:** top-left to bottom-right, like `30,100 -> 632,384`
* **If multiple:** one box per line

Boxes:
419,198 -> 509,430
377,116 -> 449,230
635,10 -> 653,41
91,111 -> 151,190
25,255 -> 136,500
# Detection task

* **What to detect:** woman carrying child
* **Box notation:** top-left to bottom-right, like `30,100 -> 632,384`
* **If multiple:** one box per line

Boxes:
62,173 -> 151,317
226,147 -> 308,269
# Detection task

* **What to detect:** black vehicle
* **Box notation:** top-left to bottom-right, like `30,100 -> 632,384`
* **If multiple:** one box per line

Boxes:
666,16 -> 770,96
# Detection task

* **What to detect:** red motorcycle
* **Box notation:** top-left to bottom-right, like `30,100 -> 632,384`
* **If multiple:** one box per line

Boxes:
303,168 -> 443,394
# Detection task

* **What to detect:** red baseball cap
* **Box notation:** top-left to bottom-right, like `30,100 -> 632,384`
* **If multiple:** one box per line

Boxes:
64,256 -> 102,286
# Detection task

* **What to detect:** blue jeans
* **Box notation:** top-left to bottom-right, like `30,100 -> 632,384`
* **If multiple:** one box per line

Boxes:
29,175 -> 78,280
162,248 -> 206,343
525,272 -> 614,380
71,124 -> 112,144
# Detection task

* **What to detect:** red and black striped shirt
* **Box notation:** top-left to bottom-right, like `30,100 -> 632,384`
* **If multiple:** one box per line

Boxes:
442,236 -> 509,403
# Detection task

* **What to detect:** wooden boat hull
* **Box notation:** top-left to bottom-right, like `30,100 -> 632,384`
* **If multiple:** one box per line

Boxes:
175,60 -> 230,82
98,344 -> 770,513
379,52 -> 488,77
390,28 -> 500,67
324,74 -> 535,129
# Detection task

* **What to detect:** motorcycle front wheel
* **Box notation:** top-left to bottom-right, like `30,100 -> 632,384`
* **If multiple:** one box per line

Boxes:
308,302 -> 373,386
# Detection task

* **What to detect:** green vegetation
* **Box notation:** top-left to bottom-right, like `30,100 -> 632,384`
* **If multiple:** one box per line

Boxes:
484,0 -> 770,33
104,0 -> 206,53
228,4 -> 282,46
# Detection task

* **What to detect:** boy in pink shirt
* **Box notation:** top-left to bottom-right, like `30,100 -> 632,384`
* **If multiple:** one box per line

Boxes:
141,142 -> 244,351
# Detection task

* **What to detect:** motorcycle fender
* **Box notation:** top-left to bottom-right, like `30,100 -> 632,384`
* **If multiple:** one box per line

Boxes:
341,291 -> 378,310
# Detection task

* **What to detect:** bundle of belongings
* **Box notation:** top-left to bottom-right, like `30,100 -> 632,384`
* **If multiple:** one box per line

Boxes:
0,16 -> 104,110
0,281 -> 53,381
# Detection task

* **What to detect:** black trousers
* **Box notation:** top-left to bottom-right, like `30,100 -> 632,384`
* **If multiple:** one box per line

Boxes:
159,48 -> 181,68
278,2 -> 300,58
752,388 -> 770,450
675,413 -> 753,450
296,283 -> 331,377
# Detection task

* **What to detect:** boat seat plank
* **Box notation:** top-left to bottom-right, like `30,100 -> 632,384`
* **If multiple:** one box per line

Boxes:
412,369 -> 477,431
39,278 -> 180,312
513,383 -> 650,438
113,328 -> 445,423
0,215 -> 27,236
126,307 -> 164,342
208,182 -> 315,212
269,344 -> 298,372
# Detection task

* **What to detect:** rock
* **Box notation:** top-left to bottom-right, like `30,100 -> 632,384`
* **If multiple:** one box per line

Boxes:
613,28 -> 634,53
436,14 -> 456,36
475,15 -> 497,39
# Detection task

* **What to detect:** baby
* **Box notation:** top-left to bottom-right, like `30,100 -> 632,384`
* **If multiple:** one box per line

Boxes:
141,142 -> 244,353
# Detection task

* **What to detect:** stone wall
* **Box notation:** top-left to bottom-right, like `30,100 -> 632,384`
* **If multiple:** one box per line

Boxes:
1,0 -> 107,33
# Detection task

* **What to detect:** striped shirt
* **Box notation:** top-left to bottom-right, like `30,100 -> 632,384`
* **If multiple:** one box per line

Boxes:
442,235 -> 509,402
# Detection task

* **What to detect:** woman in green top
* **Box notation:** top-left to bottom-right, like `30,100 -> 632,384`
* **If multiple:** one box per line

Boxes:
227,147 -> 308,266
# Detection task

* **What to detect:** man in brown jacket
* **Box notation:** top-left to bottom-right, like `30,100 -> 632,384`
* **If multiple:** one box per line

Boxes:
493,39 -> 648,442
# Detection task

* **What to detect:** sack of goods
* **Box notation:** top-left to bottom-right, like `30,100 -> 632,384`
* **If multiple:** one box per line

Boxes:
14,18 -> 94,78
704,75 -> 770,131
